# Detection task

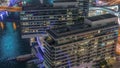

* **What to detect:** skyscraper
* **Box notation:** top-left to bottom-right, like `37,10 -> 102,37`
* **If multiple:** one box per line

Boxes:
43,14 -> 119,68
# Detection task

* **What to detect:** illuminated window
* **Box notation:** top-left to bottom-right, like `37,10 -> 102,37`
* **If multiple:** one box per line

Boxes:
94,42 -> 98,45
98,30 -> 101,33
23,28 -> 29,33
68,12 -> 72,15
79,3 -> 83,5
67,15 -> 70,17
100,43 -> 105,46
22,17 -> 28,20
30,38 -> 35,42
106,40 -> 114,45
53,61 -> 62,65
49,16 -> 54,19
67,18 -> 73,20
94,45 -> 97,48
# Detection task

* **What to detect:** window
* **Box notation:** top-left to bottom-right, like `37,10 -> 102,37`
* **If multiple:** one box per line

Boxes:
106,40 -> 114,45
98,30 -> 101,33
79,3 -> 84,6
22,17 -> 28,20
100,43 -> 105,46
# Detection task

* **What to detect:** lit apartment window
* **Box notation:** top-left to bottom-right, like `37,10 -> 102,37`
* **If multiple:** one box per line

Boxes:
81,40 -> 89,45
94,42 -> 98,45
23,28 -> 29,33
53,61 -> 62,66
100,43 -> 105,46
36,30 -> 38,32
94,45 -> 97,48
67,15 -> 70,17
61,17 -> 66,20
49,16 -> 54,19
85,34 -> 93,39
79,3 -> 83,5
68,12 -> 72,15
78,48 -> 85,55
106,40 -> 114,45
67,21 -> 74,25
30,38 -> 35,42
67,17 -> 73,20
58,39 -> 64,44
32,30 -> 36,32
22,17 -> 28,20
46,21 -> 50,26
98,30 -> 101,33
105,54 -> 111,59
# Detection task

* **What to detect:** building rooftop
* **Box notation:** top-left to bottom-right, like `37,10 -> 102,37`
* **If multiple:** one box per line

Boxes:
47,14 -> 118,39
22,5 -> 77,11
87,14 -> 116,21
47,22 -> 117,39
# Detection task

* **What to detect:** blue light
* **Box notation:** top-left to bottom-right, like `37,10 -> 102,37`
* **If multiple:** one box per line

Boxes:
0,14 -> 3,20
0,12 -> 5,20
5,11 -> 9,16
66,54 -> 71,68
37,37 -> 45,53
0,0 -> 17,20
9,0 -> 17,6
36,37 -> 44,61
36,52 -> 44,61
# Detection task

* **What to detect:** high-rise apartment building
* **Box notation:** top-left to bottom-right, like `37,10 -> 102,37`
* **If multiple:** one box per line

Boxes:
20,0 -> 89,38
43,14 -> 119,68
20,6 -> 78,38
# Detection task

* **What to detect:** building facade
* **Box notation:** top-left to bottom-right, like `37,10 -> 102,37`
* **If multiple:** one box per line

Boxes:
43,14 -> 119,68
20,0 -> 89,38
20,6 -> 79,38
